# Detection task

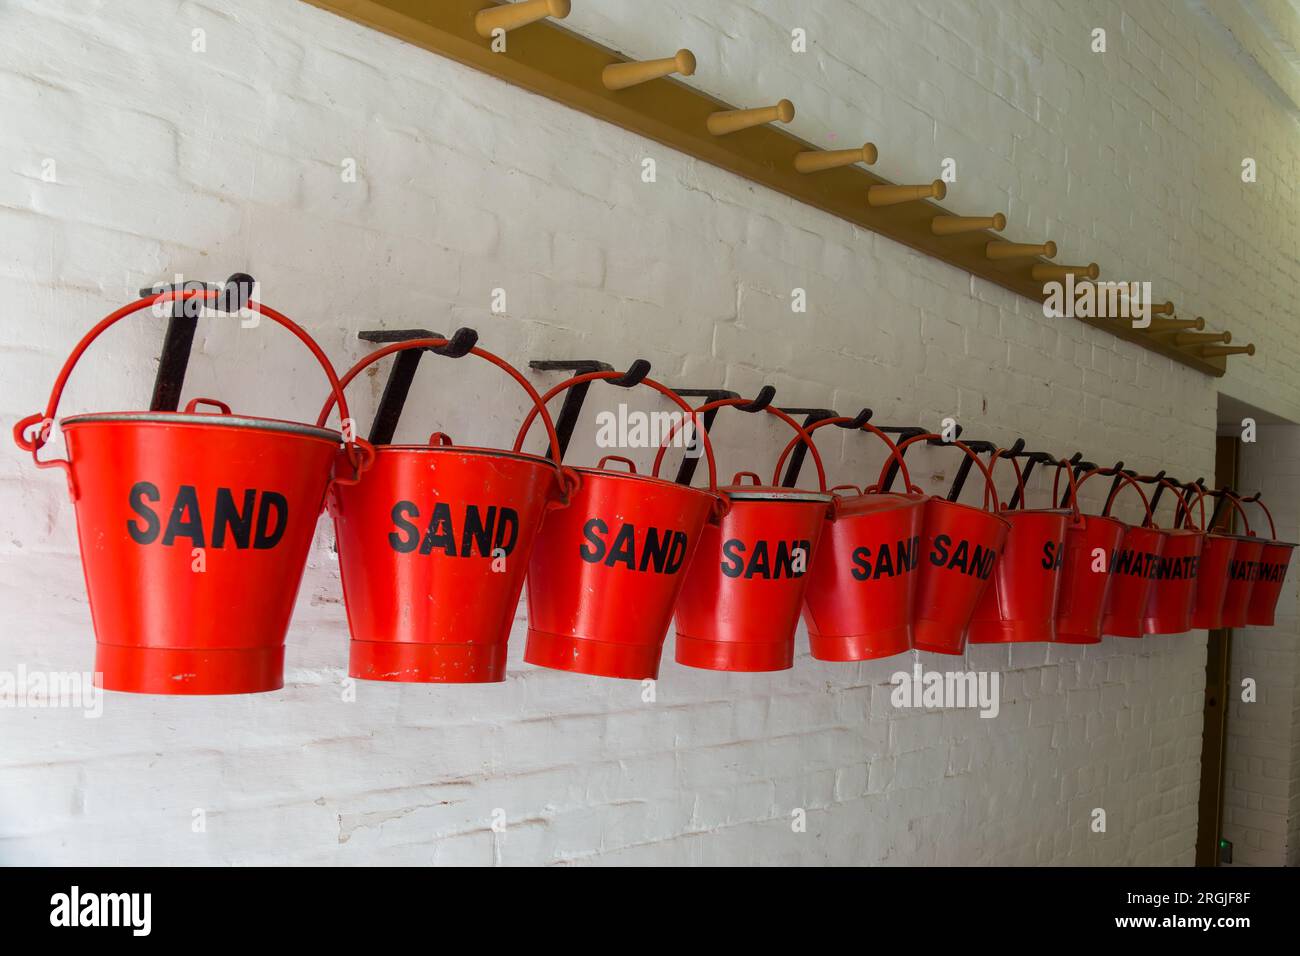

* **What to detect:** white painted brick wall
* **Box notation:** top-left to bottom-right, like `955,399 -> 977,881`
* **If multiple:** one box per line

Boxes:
0,0 -> 1293,864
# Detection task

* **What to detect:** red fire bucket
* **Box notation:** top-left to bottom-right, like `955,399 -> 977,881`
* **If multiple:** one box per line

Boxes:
12,289 -> 371,694
968,452 -> 1073,644
319,338 -> 579,683
1096,470 -> 1164,638
1052,464 -> 1127,644
1141,478 -> 1205,636
666,400 -> 833,672
1187,485 -> 1244,630
515,371 -> 725,679
889,435 -> 1011,655
1242,495 -> 1296,627
776,419 -> 925,661
1217,493 -> 1263,628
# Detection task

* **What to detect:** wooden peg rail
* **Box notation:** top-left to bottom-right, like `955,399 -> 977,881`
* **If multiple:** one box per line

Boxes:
302,0 -> 1242,377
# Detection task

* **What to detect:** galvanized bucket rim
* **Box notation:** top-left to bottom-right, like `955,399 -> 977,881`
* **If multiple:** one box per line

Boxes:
61,411 -> 341,444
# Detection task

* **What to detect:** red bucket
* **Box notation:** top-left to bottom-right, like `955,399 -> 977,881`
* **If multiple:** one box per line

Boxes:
778,419 -> 925,661
13,289 -> 371,695
320,339 -> 578,683
969,451 -> 1073,644
1052,464 -> 1127,644
1097,471 -> 1165,638
1217,493 -> 1263,628
668,401 -> 833,672
517,371 -> 724,679
1242,496 -> 1296,627
1141,478 -> 1204,636
893,435 -> 1011,655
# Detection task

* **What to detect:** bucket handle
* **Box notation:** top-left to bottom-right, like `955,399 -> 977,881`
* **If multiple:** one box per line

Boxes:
772,416 -> 923,496
597,455 -> 638,473
1069,467 -> 1157,526
185,397 -> 233,415
650,397 -> 830,493
1240,493 -> 1278,540
985,451 -> 1083,524
13,288 -> 372,499
1211,489 -> 1254,537
881,434 -> 1004,510
512,370 -> 726,518
1137,475 -> 1204,531
319,337 -> 580,507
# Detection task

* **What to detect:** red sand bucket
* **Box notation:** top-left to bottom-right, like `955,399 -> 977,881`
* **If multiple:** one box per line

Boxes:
515,371 -> 725,679
1095,470 -> 1164,638
1189,485 -> 1244,630
775,419 -> 925,661
13,289 -> 371,695
968,452 -> 1074,644
1141,478 -> 1205,635
664,400 -> 834,672
1217,493 -> 1263,628
318,338 -> 579,683
1242,495 -> 1296,627
891,435 -> 1011,655
1052,464 -> 1127,644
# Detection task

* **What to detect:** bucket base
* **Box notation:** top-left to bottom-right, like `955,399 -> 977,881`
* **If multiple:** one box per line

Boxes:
967,618 -> 1054,644
524,628 -> 662,680
808,625 -> 910,662
1101,616 -> 1144,638
94,643 -> 283,695
1245,611 -> 1275,627
912,619 -> 967,656
1190,614 -> 1223,630
675,633 -> 792,672
1142,617 -> 1192,636
1053,629 -> 1102,644
350,639 -> 507,684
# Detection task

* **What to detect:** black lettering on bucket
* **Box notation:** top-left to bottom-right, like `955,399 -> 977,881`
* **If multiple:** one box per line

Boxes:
126,482 -> 288,550
127,481 -> 162,544
579,521 -> 690,574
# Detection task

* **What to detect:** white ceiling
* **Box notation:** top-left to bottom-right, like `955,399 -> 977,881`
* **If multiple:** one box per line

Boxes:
1188,0 -> 1300,119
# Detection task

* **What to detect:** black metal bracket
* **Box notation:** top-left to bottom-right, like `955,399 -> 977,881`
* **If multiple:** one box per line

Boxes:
1056,452 -> 1098,507
775,406 -> 873,488
141,272 -> 254,411
663,387 -> 741,485
355,328 -> 447,444
528,358 -> 653,462
945,435 -> 999,503
999,441 -> 1059,509
875,425 -> 929,492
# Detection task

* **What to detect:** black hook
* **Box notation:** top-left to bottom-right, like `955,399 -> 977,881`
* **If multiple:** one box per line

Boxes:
945,438 -> 998,503
432,326 -> 478,358
838,408 -> 873,428
775,407 -> 839,487
876,425 -> 927,492
735,385 -> 776,413
610,359 -> 651,388
662,388 -> 741,485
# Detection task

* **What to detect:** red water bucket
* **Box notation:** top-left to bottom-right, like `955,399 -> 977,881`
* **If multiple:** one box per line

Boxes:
890,435 -> 1011,655
1242,495 -> 1296,627
1052,464 -> 1128,644
775,419 -> 925,661
318,339 -> 579,683
1141,478 -> 1204,635
515,371 -> 725,679
1096,470 -> 1164,638
666,400 -> 833,672
1187,485 -> 1242,630
968,452 -> 1074,644
13,289 -> 371,694
1217,493 -> 1263,628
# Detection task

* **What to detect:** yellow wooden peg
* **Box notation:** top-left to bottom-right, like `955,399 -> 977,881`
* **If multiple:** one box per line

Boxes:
602,50 -> 696,90
866,180 -> 946,207
986,240 -> 1056,260
931,214 -> 1006,236
793,143 -> 878,173
475,0 -> 571,39
1031,262 -> 1100,282
707,99 -> 795,135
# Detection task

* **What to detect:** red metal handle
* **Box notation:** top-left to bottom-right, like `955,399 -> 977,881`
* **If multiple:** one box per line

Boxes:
650,397 -> 829,492
830,483 -> 864,496
183,397 -> 233,415
428,432 -> 454,447
1242,495 -> 1278,540
773,416 -> 921,495
1217,490 -> 1254,537
882,434 -> 1003,510
731,470 -> 762,485
1142,476 -> 1204,531
319,338 -> 578,506
985,452 -> 1080,520
512,370 -> 724,516
597,455 -> 638,473
1073,468 -> 1156,526
14,288 -> 368,491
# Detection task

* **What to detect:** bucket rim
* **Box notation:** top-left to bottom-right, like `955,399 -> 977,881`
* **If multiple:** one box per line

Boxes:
1259,539 -> 1300,550
370,442 -> 560,469
572,464 -> 720,498
722,488 -> 834,503
926,495 -> 1013,530
61,411 -> 341,443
